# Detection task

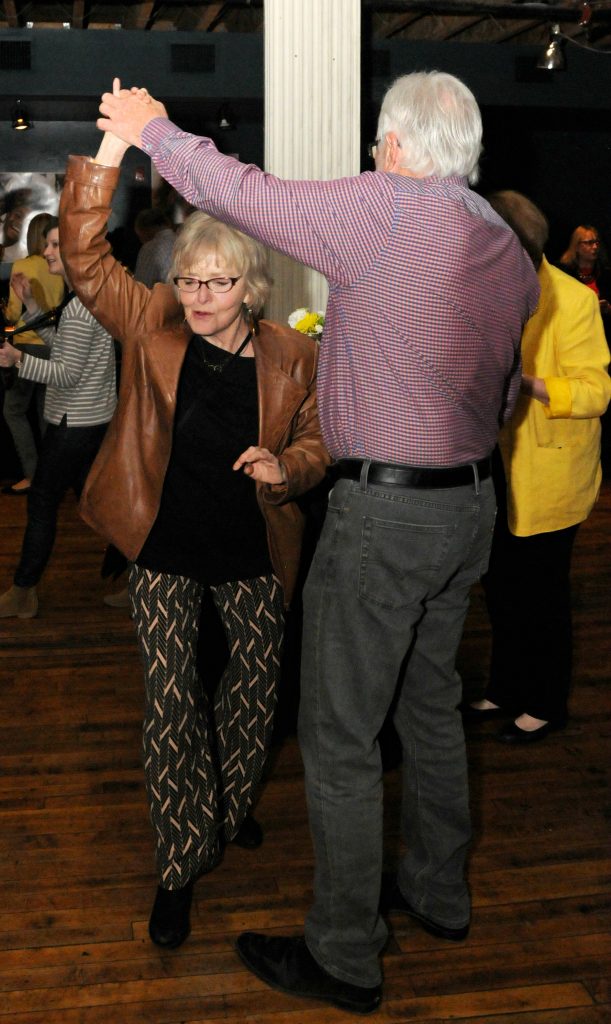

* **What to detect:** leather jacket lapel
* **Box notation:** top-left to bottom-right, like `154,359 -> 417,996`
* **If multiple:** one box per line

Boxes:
255,343 -> 309,453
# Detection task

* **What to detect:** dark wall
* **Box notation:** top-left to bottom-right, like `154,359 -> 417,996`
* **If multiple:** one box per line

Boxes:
478,107 -> 611,262
0,29 -> 263,104
0,29 -> 265,168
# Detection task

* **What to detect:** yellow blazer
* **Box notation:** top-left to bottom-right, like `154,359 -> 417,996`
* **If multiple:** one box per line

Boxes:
499,257 -> 611,536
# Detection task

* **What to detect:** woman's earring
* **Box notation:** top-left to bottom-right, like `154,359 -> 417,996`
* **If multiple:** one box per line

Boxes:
245,304 -> 259,335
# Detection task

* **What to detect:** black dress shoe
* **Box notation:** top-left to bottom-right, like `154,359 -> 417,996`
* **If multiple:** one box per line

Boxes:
381,876 -> 469,941
457,700 -> 504,721
236,933 -> 382,1015
148,881 -> 193,949
231,813 -> 263,849
496,719 -> 557,744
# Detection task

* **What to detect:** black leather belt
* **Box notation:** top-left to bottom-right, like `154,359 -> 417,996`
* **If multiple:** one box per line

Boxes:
334,457 -> 491,490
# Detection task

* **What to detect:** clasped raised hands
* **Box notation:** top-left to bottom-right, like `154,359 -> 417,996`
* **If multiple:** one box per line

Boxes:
97,77 -> 168,149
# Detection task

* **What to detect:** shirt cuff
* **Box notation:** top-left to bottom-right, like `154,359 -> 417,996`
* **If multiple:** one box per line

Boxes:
18,352 -> 34,379
544,377 -> 572,419
141,117 -> 183,154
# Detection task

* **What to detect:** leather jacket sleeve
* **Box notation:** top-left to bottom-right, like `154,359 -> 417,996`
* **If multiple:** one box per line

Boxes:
59,155 -> 181,344
259,341 -> 331,507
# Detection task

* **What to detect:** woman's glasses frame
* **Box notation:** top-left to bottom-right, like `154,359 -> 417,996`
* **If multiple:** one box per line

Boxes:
173,275 -> 241,294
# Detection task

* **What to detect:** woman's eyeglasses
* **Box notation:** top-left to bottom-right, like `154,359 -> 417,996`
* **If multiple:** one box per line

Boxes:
174,276 -> 241,294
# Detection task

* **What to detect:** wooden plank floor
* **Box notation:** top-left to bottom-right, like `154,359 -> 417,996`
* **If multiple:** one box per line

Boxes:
0,479 -> 610,1023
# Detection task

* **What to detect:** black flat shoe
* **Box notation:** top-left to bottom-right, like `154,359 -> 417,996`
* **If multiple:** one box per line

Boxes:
457,700 -> 504,721
148,881 -> 193,949
380,874 -> 469,941
495,718 -> 568,745
236,932 -> 382,1015
232,813 -> 263,849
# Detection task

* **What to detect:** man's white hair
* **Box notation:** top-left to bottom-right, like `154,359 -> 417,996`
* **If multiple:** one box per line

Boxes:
377,71 -> 483,184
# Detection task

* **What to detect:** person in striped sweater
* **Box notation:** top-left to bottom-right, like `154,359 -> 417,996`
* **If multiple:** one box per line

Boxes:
0,216 -> 116,618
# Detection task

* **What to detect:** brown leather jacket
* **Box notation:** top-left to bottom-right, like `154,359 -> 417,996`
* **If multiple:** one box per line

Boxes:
59,155 -> 330,607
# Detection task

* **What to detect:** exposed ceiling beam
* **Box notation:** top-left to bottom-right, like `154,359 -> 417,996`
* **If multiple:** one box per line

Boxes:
442,13 -> 488,38
204,2 -> 231,31
3,0 -> 18,27
72,0 -> 85,29
383,12 -> 428,38
195,2 -> 225,30
124,2 -> 156,30
363,0 -> 611,22
587,23 -> 611,45
493,18 -> 541,42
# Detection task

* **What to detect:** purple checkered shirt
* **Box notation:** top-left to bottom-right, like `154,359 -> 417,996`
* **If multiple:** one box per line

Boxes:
142,119 -> 539,465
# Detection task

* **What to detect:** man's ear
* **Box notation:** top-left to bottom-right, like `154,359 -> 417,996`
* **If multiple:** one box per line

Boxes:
383,132 -> 403,173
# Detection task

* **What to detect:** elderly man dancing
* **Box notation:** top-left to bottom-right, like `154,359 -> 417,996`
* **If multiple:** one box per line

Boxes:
94,70 -> 539,1013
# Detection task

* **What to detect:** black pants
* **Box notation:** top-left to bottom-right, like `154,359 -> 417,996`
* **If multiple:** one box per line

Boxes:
14,416 -> 108,588
482,511 -> 578,724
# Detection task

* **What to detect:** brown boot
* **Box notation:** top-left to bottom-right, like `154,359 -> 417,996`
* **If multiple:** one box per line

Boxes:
0,584 -> 38,618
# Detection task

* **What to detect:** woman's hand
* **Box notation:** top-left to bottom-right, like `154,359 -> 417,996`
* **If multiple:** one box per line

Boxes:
98,77 -> 168,149
0,340 -> 21,368
521,373 -> 549,405
233,446 -> 287,485
10,271 -> 32,305
95,79 -> 136,166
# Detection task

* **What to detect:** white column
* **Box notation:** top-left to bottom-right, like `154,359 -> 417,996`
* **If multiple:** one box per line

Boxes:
264,0 -> 361,325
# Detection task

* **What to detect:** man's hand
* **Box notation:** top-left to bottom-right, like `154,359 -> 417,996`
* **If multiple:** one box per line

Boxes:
97,78 -> 168,150
233,446 -> 287,485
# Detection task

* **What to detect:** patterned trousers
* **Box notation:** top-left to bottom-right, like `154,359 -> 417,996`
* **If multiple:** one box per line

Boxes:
129,565 -> 285,889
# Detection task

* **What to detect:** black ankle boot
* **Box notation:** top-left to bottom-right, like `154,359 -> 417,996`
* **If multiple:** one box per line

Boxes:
232,813 -> 263,850
149,881 -> 193,949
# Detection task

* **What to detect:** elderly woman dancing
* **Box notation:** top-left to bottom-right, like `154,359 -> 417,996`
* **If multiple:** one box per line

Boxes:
59,126 -> 329,949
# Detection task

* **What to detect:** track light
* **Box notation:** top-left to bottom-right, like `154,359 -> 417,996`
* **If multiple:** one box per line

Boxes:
217,104 -> 235,131
12,101 -> 33,131
536,24 -> 566,71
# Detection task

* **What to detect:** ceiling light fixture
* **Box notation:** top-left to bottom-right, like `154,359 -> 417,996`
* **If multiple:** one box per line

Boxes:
536,23 -> 566,70
12,101 -> 33,131
217,104 -> 236,131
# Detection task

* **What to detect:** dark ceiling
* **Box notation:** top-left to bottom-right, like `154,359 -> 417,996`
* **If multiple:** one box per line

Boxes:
1,0 -> 610,49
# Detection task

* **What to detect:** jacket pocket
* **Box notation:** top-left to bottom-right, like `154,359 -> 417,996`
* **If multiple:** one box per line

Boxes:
534,408 -> 579,449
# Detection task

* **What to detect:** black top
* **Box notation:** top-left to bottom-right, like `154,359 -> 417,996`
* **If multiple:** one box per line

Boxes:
136,333 -> 272,585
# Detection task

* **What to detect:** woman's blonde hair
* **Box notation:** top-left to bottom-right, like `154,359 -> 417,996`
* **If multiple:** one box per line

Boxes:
27,212 -> 55,257
560,224 -> 601,265
170,212 -> 272,314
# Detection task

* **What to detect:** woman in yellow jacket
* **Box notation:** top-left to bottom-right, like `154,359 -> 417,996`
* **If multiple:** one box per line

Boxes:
2,212 -> 65,493
467,191 -> 610,743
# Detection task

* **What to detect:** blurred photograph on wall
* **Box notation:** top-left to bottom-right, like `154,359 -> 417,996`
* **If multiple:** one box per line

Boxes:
0,173 -> 62,279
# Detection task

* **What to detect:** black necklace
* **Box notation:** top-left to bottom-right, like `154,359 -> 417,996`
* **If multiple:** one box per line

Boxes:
197,330 -> 252,374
